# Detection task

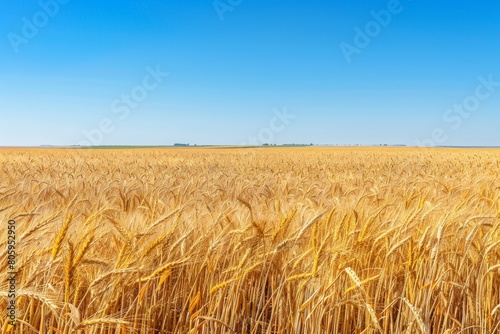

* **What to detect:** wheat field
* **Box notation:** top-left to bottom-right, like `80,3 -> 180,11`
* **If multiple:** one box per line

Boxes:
1,147 -> 499,333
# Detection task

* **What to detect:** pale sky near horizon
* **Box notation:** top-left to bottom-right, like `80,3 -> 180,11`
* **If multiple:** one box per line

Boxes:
1,1 -> 499,146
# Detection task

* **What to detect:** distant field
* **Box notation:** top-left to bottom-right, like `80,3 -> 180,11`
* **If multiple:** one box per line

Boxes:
1,147 -> 499,333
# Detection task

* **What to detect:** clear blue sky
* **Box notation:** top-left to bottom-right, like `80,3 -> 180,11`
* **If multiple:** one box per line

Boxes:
1,0 -> 499,146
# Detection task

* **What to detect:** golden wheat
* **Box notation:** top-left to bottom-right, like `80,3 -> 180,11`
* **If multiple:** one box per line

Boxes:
0,147 -> 499,333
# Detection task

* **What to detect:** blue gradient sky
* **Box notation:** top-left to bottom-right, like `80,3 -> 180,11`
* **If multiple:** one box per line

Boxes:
1,0 -> 499,146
